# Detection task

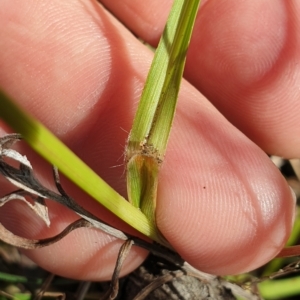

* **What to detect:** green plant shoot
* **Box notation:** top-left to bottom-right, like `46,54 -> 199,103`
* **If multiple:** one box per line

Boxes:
126,0 -> 201,232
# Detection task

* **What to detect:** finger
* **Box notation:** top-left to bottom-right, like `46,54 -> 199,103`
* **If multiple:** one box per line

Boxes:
101,0 -> 300,158
184,0 -> 300,158
0,0 -> 295,279
157,95 -> 296,274
0,0 -> 149,281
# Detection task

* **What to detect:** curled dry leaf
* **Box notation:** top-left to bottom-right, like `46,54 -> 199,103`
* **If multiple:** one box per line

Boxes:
0,134 -> 129,241
0,191 -> 50,226
0,218 -> 92,249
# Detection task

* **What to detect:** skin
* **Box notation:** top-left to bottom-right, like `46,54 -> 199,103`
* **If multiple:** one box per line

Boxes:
0,0 -> 298,280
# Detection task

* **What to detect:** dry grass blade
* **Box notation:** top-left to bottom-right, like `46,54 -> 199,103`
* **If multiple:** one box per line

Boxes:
0,218 -> 92,249
102,239 -> 134,300
132,270 -> 185,300
0,191 -> 50,226
290,159 -> 300,180
34,273 -> 55,300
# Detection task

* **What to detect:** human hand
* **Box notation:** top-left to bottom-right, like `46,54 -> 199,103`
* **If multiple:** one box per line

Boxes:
0,0 -> 297,280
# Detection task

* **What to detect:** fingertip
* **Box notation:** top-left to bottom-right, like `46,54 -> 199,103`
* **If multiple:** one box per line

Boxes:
159,177 -> 294,275
156,124 -> 295,275
185,0 -> 300,157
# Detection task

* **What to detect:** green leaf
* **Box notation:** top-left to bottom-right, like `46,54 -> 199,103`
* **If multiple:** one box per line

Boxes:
127,155 -> 159,219
127,0 -> 201,158
126,0 -> 201,228
0,89 -> 160,241
259,277 -> 300,299
0,271 -> 42,284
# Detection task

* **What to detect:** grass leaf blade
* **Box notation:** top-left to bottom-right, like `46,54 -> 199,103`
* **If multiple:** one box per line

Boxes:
0,89 -> 160,241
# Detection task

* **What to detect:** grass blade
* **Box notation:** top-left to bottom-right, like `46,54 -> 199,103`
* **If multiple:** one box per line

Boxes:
126,0 -> 201,229
259,277 -> 300,299
0,89 -> 159,241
